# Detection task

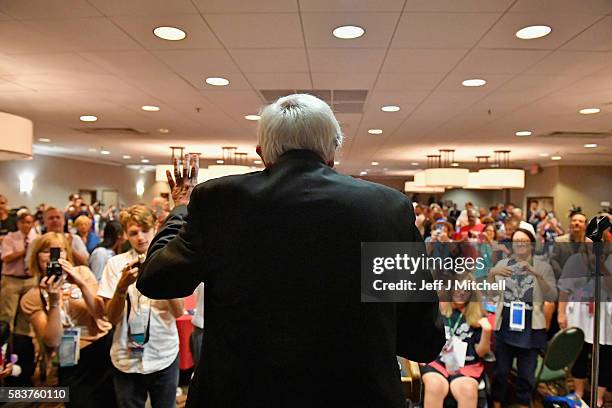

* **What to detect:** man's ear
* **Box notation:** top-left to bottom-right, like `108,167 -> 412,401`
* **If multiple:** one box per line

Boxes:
326,159 -> 335,168
256,146 -> 269,168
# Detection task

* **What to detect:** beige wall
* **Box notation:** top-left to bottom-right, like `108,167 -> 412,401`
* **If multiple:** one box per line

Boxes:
0,154 -> 170,210
511,165 -> 611,219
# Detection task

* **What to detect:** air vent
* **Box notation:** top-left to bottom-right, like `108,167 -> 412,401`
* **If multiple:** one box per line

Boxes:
537,131 -> 611,139
258,89 -> 368,113
73,127 -> 149,135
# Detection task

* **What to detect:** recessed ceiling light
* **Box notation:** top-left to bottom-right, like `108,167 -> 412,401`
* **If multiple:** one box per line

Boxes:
100,150 -> 110,155
254,160 -> 262,164
158,128 -> 169,133
122,155 -> 131,159
216,160 -> 224,164
205,77 -> 230,86
381,105 -> 400,112
153,26 -> 186,41
244,115 -> 260,121
88,148 -> 97,152
515,130 -> 532,136
451,162 -> 459,167
334,161 -> 340,165
551,155 -> 562,160
462,79 -> 487,87
539,153 -> 549,157
584,143 -> 598,148
38,138 -> 51,143
368,129 -> 383,135
141,105 -> 160,112
359,171 -> 367,176
516,25 -> 552,40
80,115 -> 97,122
141,159 -> 149,163
332,25 -> 365,39
579,108 -> 600,115
411,162 -> 419,166
371,161 -> 379,166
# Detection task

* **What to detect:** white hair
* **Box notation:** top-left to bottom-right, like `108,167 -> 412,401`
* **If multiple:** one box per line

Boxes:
257,94 -> 343,164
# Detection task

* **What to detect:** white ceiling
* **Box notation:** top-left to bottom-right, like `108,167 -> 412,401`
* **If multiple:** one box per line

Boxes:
0,0 -> 611,176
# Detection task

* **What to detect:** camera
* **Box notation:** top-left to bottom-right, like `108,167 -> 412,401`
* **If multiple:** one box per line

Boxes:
46,247 -> 63,279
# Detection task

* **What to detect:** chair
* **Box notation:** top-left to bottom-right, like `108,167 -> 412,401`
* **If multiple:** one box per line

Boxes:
512,327 -> 585,384
398,357 -> 422,407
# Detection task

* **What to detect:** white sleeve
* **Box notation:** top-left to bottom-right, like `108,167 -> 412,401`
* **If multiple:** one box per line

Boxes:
98,259 -> 119,299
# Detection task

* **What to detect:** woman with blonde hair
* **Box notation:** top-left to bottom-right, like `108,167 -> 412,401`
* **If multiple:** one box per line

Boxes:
421,273 -> 492,408
19,232 -> 114,408
74,215 -> 99,254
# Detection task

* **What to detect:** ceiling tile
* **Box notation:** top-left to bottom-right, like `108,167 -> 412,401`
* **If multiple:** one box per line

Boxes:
436,73 -> 513,92
230,49 -> 308,73
111,14 -> 222,50
526,50 -> 612,77
0,78 -> 32,92
79,51 -> 172,78
87,0 -> 198,16
20,17 -> 141,52
454,49 -> 549,74
375,73 -> 444,91
382,49 -> 466,73
0,0 -> 101,19
478,12 -> 602,50
302,12 -> 399,48
245,73 -> 311,89
154,49 -> 241,77
562,16 -> 612,51
204,13 -> 303,48
309,49 -> 385,73
1,73 -> 134,92
193,0 -> 297,13
510,0 -> 612,15
311,72 -> 377,89
0,21 -> 73,53
403,0 -> 514,12
299,0 -> 404,12
0,53 -> 107,75
392,13 -> 500,49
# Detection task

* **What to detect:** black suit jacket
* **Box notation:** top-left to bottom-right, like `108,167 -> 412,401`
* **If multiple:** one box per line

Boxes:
137,149 -> 444,408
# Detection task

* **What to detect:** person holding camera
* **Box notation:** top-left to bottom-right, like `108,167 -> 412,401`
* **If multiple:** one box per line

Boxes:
98,205 -> 183,408
19,232 -> 114,407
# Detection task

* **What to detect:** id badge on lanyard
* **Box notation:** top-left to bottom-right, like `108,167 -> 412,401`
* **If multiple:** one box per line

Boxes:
442,337 -> 468,372
509,301 -> 526,331
59,327 -> 81,367
126,290 -> 150,358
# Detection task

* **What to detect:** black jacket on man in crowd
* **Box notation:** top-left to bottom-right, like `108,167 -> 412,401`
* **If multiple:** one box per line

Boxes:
137,149 -> 444,408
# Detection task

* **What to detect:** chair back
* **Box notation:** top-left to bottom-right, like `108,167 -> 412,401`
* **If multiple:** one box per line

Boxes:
542,327 -> 584,371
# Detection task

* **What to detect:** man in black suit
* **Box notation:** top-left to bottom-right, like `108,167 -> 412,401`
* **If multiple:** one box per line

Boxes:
137,94 -> 444,408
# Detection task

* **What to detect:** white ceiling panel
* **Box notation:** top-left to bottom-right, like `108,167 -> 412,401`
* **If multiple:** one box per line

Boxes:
526,50 -> 612,77
392,13 -> 500,49
230,49 -> 308,73
0,78 -> 32,92
204,13 -> 303,48
311,72 -> 376,89
301,12 -> 399,49
153,49 -> 241,76
454,49 -> 549,74
309,49 -> 385,73
0,0 -> 101,19
87,0 -> 198,16
79,51 -> 172,79
299,0 -> 404,12
1,73 -> 134,92
382,48 -> 466,73
0,53 -> 107,75
478,12 -> 602,50
374,73 -> 444,91
562,16 -> 612,51
510,0 -> 612,15
0,21 -> 74,53
193,0 -> 298,13
111,14 -> 222,50
21,17 -> 141,52
403,0 -> 514,13
245,73 -> 311,89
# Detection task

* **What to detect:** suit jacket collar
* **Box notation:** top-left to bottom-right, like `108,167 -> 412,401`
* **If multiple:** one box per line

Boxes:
274,149 -> 326,166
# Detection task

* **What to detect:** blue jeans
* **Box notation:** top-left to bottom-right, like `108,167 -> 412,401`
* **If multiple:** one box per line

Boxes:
113,355 -> 179,408
492,339 -> 539,406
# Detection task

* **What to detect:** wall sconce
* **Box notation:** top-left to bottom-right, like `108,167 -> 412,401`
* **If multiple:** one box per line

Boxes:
19,173 -> 34,194
136,180 -> 145,197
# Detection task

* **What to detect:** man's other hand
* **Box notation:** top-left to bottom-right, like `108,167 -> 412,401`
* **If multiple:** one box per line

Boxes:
167,153 -> 199,208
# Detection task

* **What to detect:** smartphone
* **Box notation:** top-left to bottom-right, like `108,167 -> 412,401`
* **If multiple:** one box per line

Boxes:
509,301 -> 526,331
46,247 -> 63,278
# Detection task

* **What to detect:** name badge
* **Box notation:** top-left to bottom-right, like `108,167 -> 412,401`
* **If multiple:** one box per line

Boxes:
442,336 -> 467,372
59,327 -> 81,367
509,301 -> 526,331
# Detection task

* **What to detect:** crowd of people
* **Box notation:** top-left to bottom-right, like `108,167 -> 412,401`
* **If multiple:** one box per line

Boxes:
0,189 -> 611,408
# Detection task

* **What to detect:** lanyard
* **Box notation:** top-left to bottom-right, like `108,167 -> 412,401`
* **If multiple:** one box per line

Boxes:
447,313 -> 464,337
126,289 -> 151,344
